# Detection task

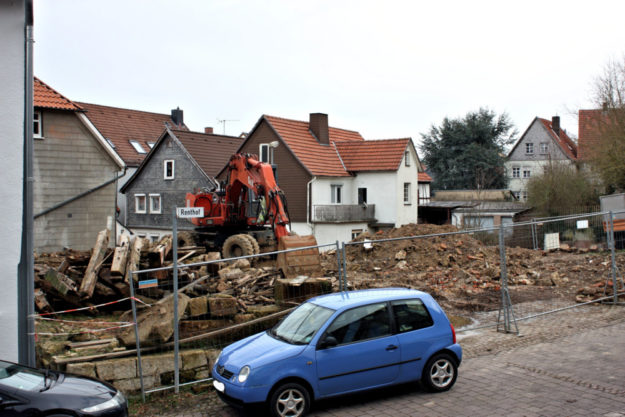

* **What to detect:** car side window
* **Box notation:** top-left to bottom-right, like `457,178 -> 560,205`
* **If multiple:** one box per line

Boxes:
324,302 -> 391,345
392,299 -> 434,333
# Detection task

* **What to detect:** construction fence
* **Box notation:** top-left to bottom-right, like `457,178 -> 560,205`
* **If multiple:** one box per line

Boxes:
127,210 -> 625,399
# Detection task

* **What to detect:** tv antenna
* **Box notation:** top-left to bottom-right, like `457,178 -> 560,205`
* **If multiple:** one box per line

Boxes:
217,118 -> 239,135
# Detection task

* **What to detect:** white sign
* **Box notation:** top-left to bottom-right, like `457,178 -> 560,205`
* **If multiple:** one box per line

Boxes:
176,207 -> 204,218
577,220 -> 589,229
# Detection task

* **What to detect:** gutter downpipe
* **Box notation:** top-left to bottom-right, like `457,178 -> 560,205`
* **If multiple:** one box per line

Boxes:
306,177 -> 317,235
18,0 -> 35,366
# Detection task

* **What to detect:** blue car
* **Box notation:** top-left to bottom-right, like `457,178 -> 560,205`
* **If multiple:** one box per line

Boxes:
212,288 -> 462,417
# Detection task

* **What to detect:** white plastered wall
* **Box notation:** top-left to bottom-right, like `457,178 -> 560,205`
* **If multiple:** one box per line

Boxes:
0,0 -> 25,361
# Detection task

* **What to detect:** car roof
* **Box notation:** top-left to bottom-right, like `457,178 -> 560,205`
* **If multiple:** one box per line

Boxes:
307,288 -> 429,310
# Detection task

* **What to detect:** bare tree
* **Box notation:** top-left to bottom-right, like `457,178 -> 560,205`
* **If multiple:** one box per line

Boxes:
589,56 -> 625,192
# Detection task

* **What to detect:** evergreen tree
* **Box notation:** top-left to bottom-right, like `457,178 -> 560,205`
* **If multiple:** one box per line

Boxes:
420,108 -> 516,190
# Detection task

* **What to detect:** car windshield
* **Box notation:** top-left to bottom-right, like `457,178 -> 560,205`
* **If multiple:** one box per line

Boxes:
271,302 -> 334,345
0,360 -> 46,391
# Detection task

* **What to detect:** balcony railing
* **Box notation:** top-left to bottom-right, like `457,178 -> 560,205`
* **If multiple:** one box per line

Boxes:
312,204 -> 376,223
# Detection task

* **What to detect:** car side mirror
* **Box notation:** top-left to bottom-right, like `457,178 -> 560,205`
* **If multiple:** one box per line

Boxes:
319,336 -> 338,349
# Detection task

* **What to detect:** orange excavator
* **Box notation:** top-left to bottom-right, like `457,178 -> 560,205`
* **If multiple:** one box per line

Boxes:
184,153 -> 322,277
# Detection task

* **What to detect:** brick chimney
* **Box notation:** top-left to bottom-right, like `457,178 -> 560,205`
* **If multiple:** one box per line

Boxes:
205,127 -> 214,134
171,107 -> 184,127
552,116 -> 560,137
309,113 -> 329,145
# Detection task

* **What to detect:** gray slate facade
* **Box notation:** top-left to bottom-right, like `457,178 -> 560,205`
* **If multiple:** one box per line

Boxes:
120,129 -> 241,237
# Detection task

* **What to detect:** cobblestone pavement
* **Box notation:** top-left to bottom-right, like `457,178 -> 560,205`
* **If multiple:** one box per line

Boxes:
145,304 -> 625,417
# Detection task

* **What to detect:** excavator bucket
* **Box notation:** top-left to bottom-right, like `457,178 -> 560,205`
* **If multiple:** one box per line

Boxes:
276,235 -> 323,278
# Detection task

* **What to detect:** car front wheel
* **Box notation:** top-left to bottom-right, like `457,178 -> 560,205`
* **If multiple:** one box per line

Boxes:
269,382 -> 311,417
422,353 -> 458,392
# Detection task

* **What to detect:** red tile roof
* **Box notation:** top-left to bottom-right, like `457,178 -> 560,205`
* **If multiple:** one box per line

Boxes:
34,77 -> 82,111
77,102 -> 184,166
173,129 -> 243,177
334,138 -> 411,171
538,118 -> 577,160
418,172 -> 432,182
264,115 -> 364,177
578,109 -> 604,161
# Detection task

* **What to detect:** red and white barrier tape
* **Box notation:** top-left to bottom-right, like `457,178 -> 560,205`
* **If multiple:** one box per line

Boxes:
32,296 -> 151,318
35,317 -> 133,325
30,322 -> 135,337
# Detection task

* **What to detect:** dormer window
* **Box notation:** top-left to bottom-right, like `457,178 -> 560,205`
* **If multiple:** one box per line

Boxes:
130,140 -> 147,154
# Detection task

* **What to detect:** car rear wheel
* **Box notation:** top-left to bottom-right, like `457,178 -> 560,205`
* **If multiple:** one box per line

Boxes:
422,353 -> 457,392
269,382 -> 310,417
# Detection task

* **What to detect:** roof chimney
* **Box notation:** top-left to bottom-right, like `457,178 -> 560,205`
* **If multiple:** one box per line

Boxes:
552,116 -> 560,137
205,127 -> 214,134
309,113 -> 329,145
171,107 -> 184,127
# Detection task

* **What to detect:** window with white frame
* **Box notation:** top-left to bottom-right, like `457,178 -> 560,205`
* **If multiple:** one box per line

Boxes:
130,140 -> 147,154
135,194 -> 147,213
331,184 -> 343,204
525,142 -> 534,154
149,194 -> 161,214
512,167 -> 520,178
403,182 -> 411,204
512,191 -> 521,200
147,142 -> 156,149
149,234 -> 160,243
259,144 -> 270,163
164,160 -> 175,180
521,191 -> 528,201
523,168 -> 531,178
34,111 -> 43,138
404,151 -> 410,167
540,142 -> 548,154
351,229 -> 363,240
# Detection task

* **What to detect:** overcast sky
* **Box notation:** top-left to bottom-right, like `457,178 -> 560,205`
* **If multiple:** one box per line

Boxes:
34,0 -> 625,149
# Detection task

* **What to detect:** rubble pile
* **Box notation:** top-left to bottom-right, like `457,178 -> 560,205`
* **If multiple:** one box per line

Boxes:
321,224 -> 623,310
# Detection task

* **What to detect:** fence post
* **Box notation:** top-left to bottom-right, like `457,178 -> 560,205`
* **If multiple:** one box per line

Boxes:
172,208 -> 180,394
609,211 -> 618,305
129,274 -> 146,402
341,242 -> 348,292
531,218 -> 538,250
335,241 -> 343,291
497,224 -> 518,334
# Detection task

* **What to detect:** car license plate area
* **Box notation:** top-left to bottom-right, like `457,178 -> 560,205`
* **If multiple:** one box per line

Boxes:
213,380 -> 225,393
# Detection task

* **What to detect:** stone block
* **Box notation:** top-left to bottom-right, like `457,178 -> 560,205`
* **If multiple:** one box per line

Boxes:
247,304 -> 281,317
187,296 -> 208,317
65,362 -> 96,379
218,267 -> 244,281
205,349 -> 221,369
114,375 -> 156,392
208,295 -> 237,317
96,357 -> 136,381
234,313 -> 255,323
181,349 -> 207,370
141,352 -> 175,376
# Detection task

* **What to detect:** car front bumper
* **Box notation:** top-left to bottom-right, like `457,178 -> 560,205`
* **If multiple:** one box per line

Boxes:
212,369 -> 270,404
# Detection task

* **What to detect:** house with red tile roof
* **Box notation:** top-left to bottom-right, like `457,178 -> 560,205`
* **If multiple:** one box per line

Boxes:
119,127 -> 243,240
505,116 -> 577,201
76,102 -> 189,228
33,78 -> 124,251
230,113 -> 424,245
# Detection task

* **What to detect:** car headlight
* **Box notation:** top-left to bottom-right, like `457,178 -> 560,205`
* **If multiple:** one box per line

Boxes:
238,365 -> 250,383
81,390 -> 126,413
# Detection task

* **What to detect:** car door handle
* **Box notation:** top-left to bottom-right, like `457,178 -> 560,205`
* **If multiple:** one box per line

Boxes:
386,345 -> 398,351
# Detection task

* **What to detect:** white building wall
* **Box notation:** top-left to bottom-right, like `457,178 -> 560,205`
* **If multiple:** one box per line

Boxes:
353,172 -> 396,223
291,222 -> 370,249
395,148 -> 419,225
0,0 -> 25,361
